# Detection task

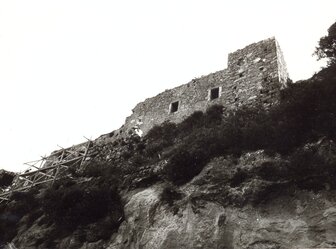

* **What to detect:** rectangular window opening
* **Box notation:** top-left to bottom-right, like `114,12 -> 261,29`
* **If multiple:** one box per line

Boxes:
170,101 -> 179,113
210,87 -> 220,100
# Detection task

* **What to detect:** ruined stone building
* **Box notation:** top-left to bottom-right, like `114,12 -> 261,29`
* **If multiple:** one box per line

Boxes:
114,37 -> 289,137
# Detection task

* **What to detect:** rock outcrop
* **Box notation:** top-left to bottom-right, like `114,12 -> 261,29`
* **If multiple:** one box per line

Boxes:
106,146 -> 336,249
3,140 -> 336,249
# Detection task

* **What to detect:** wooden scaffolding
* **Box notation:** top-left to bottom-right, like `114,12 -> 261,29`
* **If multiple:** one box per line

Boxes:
0,141 -> 92,204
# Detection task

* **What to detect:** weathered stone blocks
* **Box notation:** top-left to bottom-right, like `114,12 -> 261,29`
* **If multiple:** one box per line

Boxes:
121,37 -> 288,135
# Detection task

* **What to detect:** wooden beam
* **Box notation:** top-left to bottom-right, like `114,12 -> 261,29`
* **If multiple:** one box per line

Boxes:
59,147 -> 80,157
52,165 -> 61,185
24,159 -> 43,165
30,164 -> 57,179
17,177 -> 34,184
0,194 -> 9,199
6,142 -> 90,195
19,163 -> 64,177
30,173 -> 50,183
0,196 -> 9,201
57,156 -> 83,166
80,141 -> 91,167
10,179 -> 55,192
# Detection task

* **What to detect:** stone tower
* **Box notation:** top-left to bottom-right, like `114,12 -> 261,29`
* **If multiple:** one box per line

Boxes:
226,37 -> 288,107
109,37 -> 288,137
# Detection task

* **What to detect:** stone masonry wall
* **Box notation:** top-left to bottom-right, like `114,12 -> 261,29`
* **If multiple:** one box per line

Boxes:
116,37 -> 288,136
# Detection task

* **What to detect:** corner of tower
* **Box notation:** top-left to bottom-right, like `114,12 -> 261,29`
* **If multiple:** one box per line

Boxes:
274,39 -> 289,88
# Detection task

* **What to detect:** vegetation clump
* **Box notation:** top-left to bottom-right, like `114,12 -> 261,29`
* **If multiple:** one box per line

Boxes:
0,170 -> 15,188
146,65 -> 336,186
42,178 -> 123,231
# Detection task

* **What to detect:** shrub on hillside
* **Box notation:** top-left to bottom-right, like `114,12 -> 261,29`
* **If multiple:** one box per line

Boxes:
204,104 -> 224,125
42,179 -> 123,231
146,64 -> 336,186
178,111 -> 204,134
287,148 -> 336,190
0,212 -> 19,245
0,188 -> 40,244
162,146 -> 209,185
9,189 -> 39,216
146,121 -> 177,142
81,160 -> 123,182
0,170 -> 14,188
162,114 -> 242,185
144,122 -> 177,157
178,105 -> 223,135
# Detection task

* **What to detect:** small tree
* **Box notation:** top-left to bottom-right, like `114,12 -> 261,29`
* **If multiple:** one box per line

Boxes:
0,170 -> 15,188
314,21 -> 336,66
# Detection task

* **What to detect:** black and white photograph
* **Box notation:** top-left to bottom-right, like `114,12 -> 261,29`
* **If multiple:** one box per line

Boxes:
0,1 -> 336,248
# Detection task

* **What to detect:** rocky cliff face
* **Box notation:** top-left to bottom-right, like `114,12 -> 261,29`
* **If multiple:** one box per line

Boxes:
107,142 -> 336,249
110,186 -> 336,249
3,139 -> 336,249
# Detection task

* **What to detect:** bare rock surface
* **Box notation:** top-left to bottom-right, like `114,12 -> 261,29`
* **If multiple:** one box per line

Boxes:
105,186 -> 336,249
103,150 -> 336,249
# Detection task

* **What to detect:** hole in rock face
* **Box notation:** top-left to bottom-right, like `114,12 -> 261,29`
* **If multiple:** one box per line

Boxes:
237,58 -> 244,66
210,87 -> 220,100
230,170 -> 248,187
170,101 -> 179,113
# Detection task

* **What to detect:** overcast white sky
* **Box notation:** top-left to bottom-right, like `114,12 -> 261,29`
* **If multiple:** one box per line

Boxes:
0,0 -> 335,172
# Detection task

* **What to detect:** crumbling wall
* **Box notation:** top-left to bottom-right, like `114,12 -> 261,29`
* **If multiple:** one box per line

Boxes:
122,69 -> 229,135
117,37 -> 289,136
